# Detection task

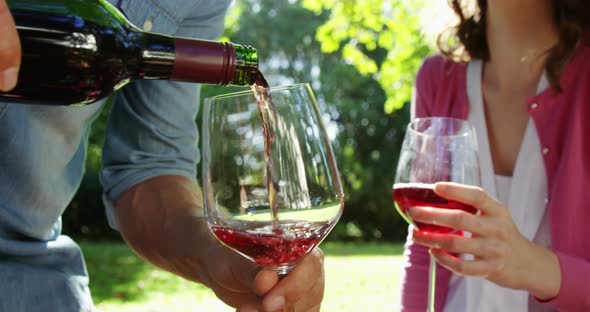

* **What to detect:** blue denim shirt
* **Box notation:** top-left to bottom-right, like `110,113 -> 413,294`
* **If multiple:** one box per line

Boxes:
0,1 -> 230,310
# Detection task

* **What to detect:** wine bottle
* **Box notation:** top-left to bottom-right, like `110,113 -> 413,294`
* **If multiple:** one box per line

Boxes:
0,0 -> 259,106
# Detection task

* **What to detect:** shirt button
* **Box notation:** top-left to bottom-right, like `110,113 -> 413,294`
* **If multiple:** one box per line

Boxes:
143,16 -> 154,32
542,147 -> 550,155
530,102 -> 539,110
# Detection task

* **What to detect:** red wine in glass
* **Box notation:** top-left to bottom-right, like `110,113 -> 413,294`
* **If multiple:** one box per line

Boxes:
211,221 -> 332,267
393,183 -> 477,233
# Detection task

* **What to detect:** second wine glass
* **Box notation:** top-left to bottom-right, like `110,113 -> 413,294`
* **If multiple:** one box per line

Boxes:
202,83 -> 344,277
393,117 -> 481,312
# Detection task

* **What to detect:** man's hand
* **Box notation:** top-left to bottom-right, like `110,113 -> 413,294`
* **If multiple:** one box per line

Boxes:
0,0 -> 21,92
115,175 -> 325,311
238,249 -> 325,312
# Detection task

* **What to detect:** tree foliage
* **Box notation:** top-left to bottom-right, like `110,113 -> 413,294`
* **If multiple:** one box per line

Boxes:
301,0 -> 432,114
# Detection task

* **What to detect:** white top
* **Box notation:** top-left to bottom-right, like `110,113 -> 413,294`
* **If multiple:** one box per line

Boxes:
443,60 -> 554,312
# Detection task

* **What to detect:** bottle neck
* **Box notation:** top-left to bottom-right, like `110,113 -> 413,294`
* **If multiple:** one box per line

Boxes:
232,43 -> 260,85
131,32 -> 259,86
170,38 -> 259,86
171,38 -> 235,84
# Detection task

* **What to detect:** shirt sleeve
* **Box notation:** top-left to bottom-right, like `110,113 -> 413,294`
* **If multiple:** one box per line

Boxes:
537,252 -> 590,311
100,0 -> 231,229
400,55 -> 453,311
400,228 -> 453,312
410,55 -> 441,120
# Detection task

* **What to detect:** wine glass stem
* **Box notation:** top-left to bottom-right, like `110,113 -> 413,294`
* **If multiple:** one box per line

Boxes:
427,253 -> 436,312
283,305 -> 295,312
276,267 -> 295,312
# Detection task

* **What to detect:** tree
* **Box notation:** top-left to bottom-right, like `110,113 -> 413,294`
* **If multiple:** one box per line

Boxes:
301,0 -> 432,114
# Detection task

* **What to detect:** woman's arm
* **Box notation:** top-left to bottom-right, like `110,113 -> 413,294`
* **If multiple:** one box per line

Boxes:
540,252 -> 590,311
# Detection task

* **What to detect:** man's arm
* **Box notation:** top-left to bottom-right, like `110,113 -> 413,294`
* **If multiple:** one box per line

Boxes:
115,175 -> 263,305
0,0 -> 20,91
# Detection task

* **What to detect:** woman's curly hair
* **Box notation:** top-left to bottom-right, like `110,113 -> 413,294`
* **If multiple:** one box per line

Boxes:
438,0 -> 590,91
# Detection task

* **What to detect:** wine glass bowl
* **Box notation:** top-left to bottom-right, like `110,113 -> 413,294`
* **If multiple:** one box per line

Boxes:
393,117 -> 481,232
202,83 -> 344,274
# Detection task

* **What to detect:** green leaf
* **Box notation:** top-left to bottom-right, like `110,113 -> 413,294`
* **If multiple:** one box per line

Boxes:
302,0 -> 432,113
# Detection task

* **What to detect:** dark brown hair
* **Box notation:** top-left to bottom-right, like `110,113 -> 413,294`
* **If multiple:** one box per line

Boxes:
438,0 -> 590,91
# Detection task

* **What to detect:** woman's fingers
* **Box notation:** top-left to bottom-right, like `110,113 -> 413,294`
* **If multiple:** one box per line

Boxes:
430,248 -> 504,277
413,230 -> 508,259
434,182 -> 504,216
408,206 -> 485,234
406,182 -> 507,234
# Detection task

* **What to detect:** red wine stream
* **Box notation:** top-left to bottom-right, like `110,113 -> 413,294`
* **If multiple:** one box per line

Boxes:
250,70 -> 280,226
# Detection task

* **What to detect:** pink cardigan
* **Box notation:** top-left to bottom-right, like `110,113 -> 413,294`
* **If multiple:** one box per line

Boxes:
401,46 -> 590,311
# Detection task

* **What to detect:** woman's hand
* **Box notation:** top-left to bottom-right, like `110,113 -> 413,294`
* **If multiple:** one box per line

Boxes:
0,0 -> 21,91
407,182 -> 561,300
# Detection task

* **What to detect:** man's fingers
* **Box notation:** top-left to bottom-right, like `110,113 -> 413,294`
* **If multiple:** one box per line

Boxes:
0,0 -> 21,91
290,275 -> 324,312
236,302 -> 263,312
212,286 -> 260,309
262,248 -> 325,311
252,270 -> 279,296
208,245 -> 260,293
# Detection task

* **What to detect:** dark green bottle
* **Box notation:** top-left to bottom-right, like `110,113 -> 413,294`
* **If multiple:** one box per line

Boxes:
1,0 -> 259,106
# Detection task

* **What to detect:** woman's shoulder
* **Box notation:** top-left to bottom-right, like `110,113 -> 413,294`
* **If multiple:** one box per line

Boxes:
419,54 -> 467,76
416,54 -> 467,90
560,45 -> 590,94
415,54 -> 468,100
413,54 -> 470,119
576,44 -> 590,60
569,44 -> 590,71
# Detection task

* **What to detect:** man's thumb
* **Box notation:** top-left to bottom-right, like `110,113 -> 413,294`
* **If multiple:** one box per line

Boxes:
0,0 -> 21,92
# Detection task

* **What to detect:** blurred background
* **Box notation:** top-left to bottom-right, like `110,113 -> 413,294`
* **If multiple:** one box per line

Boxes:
62,0 -> 451,310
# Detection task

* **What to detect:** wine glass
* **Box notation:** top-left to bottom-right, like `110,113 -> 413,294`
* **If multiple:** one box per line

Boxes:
201,83 -> 344,279
393,117 -> 481,312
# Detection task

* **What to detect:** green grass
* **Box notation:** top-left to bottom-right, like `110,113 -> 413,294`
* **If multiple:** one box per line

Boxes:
81,241 -> 404,312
